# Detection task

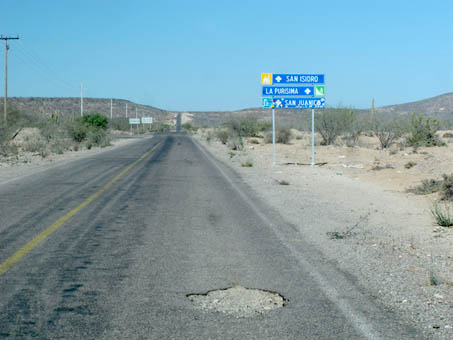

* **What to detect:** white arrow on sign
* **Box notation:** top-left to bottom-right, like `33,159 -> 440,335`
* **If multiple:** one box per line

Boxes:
304,88 -> 311,95
275,100 -> 282,108
275,76 -> 282,83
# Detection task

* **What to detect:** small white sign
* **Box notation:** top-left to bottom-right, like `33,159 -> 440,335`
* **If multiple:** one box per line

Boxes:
141,117 -> 153,124
129,118 -> 140,125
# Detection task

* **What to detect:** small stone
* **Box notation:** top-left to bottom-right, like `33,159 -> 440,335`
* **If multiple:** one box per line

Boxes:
434,294 -> 444,299
445,325 -> 452,329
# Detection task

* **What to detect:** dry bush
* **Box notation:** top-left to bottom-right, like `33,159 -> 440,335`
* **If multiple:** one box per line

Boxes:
407,179 -> 442,195
263,127 -> 292,144
276,126 -> 292,144
373,118 -> 403,149
216,129 -> 230,144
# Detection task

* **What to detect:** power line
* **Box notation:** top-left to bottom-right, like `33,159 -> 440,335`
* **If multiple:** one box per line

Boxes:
16,40 -> 76,90
9,48 -> 76,92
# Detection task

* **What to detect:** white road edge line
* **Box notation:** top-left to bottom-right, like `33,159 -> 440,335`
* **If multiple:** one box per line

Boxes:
192,136 -> 385,340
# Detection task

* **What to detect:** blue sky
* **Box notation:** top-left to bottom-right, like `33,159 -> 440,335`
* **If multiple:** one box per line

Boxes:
0,0 -> 452,111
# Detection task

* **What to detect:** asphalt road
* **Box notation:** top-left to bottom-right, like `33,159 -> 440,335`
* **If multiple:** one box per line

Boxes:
0,134 -> 425,339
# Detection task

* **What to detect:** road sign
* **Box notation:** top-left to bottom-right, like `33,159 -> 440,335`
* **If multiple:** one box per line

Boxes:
262,98 -> 273,108
141,117 -> 153,124
263,86 -> 314,96
273,74 -> 324,84
261,73 -> 273,85
272,97 -> 325,109
314,86 -> 325,96
129,118 -> 140,125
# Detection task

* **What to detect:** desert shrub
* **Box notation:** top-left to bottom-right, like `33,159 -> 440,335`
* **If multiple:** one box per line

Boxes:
22,136 -> 48,158
316,108 -> 353,145
222,115 -> 264,137
22,136 -> 46,153
276,126 -> 292,144
241,161 -> 253,167
342,112 -> 370,146
249,138 -> 260,144
406,113 -> 445,147
152,123 -> 170,132
371,164 -> 394,171
65,119 -> 88,143
407,179 -> 442,195
431,202 -> 453,227
81,113 -> 108,131
373,117 -> 403,149
263,127 -> 292,144
182,123 -> 198,132
216,129 -> 230,144
65,114 -> 110,144
6,109 -> 34,128
50,139 -> 71,154
443,132 -> 453,138
36,118 -> 62,143
440,174 -> 453,200
405,161 -> 417,169
0,125 -> 10,156
227,134 -> 243,150
264,131 -> 273,144
110,118 -> 129,131
86,129 -> 111,148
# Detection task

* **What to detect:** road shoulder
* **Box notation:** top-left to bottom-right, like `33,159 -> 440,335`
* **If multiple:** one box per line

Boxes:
193,133 -> 453,339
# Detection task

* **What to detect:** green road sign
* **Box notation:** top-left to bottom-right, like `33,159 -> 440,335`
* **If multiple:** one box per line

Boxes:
314,86 -> 325,96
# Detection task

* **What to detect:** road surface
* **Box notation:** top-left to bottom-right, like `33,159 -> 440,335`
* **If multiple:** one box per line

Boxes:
0,134 -> 424,339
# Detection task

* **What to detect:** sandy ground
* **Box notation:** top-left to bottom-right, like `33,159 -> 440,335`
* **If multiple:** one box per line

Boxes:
195,129 -> 453,339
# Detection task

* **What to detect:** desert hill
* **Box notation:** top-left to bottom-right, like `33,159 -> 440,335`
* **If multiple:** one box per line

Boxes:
7,97 -> 169,123
376,92 -> 453,116
188,93 -> 453,127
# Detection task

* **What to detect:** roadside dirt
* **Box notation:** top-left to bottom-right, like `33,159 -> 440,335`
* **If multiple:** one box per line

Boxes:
195,129 -> 453,339
0,129 -> 144,185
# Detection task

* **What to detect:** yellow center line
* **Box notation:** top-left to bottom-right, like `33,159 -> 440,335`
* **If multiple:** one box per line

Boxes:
0,141 -> 162,276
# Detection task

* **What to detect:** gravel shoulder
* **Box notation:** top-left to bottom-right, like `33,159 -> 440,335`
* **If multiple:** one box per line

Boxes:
194,131 -> 453,339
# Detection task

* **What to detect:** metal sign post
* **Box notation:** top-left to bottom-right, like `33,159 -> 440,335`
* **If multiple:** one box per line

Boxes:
272,106 -> 276,166
261,73 -> 325,167
311,108 -> 315,166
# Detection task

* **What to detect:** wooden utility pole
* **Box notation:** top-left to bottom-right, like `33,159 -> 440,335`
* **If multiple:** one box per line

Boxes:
1,36 -> 19,126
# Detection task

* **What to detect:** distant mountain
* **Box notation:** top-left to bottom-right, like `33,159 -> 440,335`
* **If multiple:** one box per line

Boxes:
189,93 -> 453,127
376,93 -> 453,116
7,97 -> 169,122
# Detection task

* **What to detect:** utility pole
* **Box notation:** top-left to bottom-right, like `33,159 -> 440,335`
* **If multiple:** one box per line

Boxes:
80,82 -> 83,116
110,98 -> 113,119
1,35 -> 19,126
135,107 -> 138,133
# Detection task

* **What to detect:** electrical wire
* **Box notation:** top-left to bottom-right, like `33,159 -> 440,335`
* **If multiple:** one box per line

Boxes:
16,40 -> 77,90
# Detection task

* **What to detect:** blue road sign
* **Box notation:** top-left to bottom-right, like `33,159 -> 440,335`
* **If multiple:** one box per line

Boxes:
273,74 -> 324,85
262,86 -> 314,96
272,97 -> 326,109
262,97 -> 273,108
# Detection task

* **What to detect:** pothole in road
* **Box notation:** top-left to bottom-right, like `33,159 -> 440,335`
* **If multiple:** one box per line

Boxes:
186,285 -> 286,318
